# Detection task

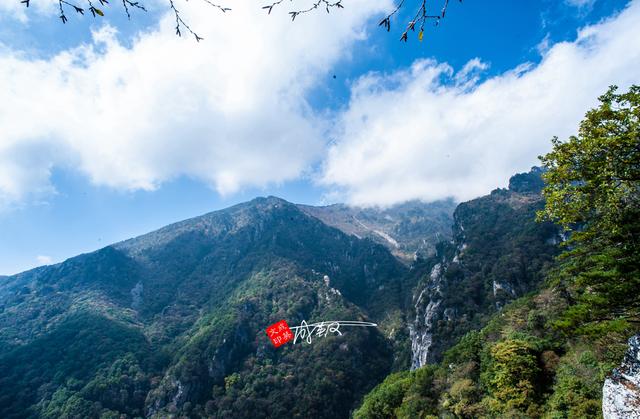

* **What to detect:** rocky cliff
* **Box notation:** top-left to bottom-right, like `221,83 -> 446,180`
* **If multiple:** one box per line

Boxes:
409,168 -> 561,367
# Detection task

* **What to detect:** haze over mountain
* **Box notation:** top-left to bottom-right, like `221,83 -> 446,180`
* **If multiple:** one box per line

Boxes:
298,199 -> 456,263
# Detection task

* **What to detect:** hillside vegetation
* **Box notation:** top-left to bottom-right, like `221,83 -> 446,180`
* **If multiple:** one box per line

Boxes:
0,197 -> 410,418
355,85 -> 640,418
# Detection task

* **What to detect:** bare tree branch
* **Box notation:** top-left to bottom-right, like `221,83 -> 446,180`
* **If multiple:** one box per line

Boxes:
263,0 -> 344,21
121,0 -> 146,21
265,0 -> 459,41
389,0 -> 461,42
169,0 -> 203,41
23,0 -> 459,42
28,0 -> 229,31
200,0 -> 231,14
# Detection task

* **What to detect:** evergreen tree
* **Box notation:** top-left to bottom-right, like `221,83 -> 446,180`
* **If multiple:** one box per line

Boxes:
538,85 -> 640,334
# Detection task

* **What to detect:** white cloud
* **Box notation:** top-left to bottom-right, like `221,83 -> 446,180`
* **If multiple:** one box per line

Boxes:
0,0 -> 55,23
319,0 -> 640,206
0,0 -> 391,208
36,255 -> 53,265
3,1 -> 639,210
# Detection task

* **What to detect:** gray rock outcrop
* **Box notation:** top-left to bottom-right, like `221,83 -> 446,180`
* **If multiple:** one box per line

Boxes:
603,335 -> 640,418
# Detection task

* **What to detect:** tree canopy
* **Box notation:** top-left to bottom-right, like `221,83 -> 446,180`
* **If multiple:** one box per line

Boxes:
538,84 -> 640,334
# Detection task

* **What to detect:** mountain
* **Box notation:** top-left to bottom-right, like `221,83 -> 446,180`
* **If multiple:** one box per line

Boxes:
0,197 -> 411,418
408,167 -> 561,366
298,199 -> 456,263
354,167 -> 637,418
355,281 -> 617,418
0,169 -> 567,419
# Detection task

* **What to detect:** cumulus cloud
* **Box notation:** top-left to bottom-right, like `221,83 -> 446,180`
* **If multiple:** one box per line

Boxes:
0,0 -> 390,208
320,0 -> 640,206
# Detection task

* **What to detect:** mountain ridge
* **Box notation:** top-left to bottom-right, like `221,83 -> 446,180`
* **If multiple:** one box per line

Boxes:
0,195 -> 415,418
298,199 -> 456,263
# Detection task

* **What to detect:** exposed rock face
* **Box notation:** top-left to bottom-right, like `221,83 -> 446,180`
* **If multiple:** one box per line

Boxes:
408,168 -> 561,366
409,263 -> 444,369
603,335 -> 640,419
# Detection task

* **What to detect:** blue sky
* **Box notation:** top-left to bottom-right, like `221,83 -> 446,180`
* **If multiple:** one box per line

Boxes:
0,0 -> 637,275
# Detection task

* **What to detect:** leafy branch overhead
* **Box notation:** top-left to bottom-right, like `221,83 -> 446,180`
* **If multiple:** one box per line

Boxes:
21,0 -> 459,42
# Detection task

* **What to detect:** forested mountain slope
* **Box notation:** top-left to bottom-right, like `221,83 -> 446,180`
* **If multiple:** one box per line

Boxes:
0,197 -> 411,418
408,168 -> 561,367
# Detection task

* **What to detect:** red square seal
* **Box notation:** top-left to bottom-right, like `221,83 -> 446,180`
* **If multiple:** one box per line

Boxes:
266,320 -> 293,348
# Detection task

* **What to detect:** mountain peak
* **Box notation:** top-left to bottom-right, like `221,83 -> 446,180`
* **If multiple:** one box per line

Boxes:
508,167 -> 545,194
245,195 -> 291,206
114,196 -> 299,257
